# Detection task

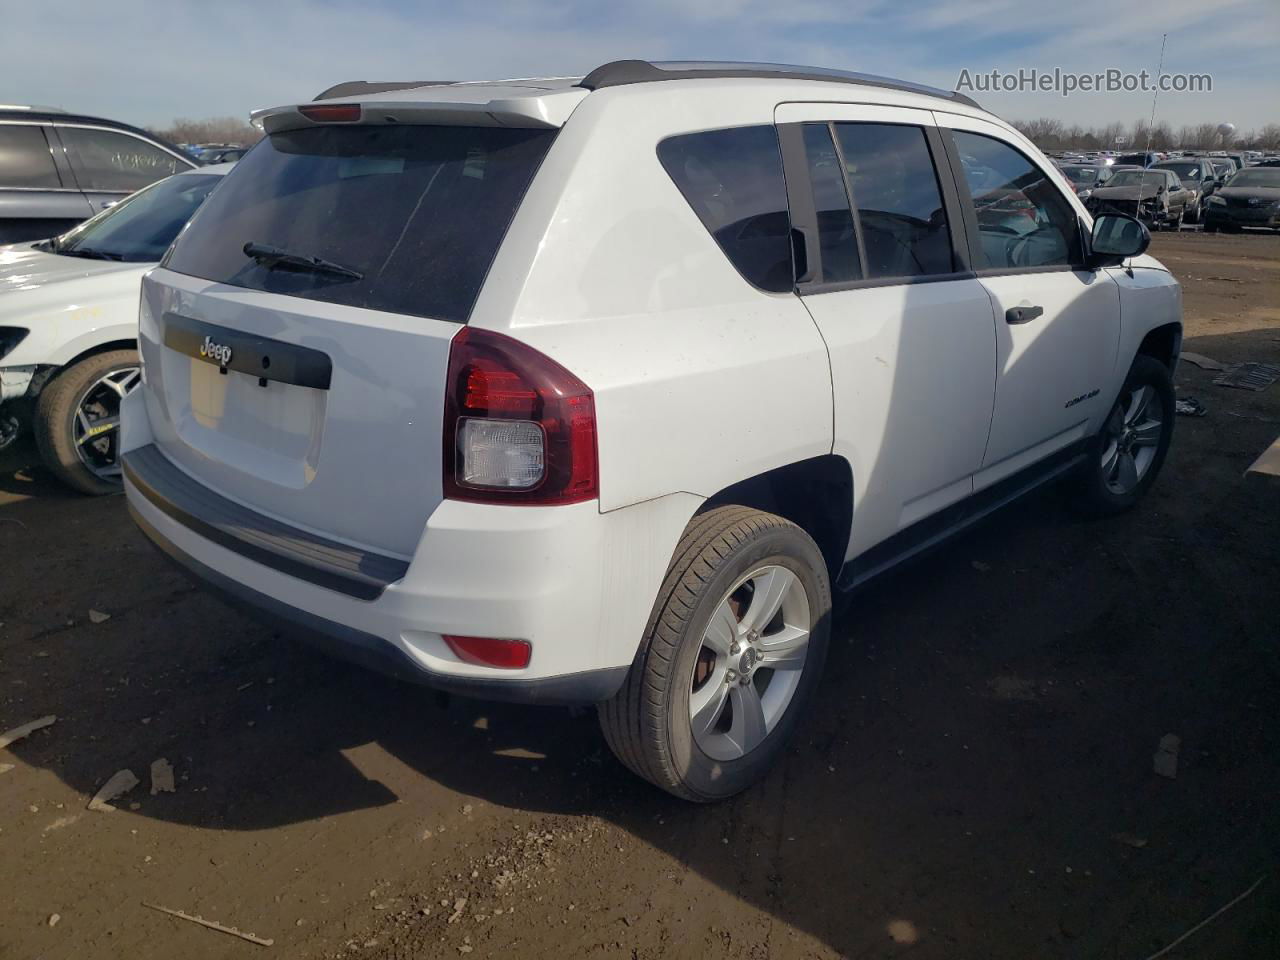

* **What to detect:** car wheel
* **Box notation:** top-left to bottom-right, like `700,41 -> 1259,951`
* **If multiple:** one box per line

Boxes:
599,506 -> 831,802
1203,221 -> 1218,233
33,349 -> 140,496
1072,354 -> 1174,517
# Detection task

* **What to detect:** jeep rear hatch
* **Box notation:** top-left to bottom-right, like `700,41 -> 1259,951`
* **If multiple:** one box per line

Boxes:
138,120 -> 556,559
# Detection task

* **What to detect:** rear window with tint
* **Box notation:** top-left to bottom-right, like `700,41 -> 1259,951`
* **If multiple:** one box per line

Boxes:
658,126 -> 794,293
164,124 -> 555,324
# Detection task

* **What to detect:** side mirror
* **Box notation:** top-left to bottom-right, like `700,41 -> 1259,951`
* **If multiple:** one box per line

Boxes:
1089,213 -> 1150,267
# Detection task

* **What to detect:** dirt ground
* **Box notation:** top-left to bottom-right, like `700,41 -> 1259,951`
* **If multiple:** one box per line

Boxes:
2,231 -> 1278,960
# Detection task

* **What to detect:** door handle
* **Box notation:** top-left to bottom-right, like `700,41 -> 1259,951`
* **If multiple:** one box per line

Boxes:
1006,305 -> 1044,324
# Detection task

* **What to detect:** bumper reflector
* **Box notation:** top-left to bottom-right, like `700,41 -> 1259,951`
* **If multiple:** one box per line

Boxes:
443,635 -> 532,670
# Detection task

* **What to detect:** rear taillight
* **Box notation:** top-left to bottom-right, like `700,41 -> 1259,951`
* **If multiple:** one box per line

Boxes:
442,328 -> 598,505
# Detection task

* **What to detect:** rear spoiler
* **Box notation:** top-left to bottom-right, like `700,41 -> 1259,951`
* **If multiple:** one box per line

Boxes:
253,88 -> 587,133
313,81 -> 455,101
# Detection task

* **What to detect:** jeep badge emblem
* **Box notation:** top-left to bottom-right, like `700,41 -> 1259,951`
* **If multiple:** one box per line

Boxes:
199,335 -> 232,366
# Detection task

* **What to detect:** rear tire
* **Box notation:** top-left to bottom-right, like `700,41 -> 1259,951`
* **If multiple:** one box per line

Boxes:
1072,354 -> 1174,517
34,349 -> 139,496
599,506 -> 831,802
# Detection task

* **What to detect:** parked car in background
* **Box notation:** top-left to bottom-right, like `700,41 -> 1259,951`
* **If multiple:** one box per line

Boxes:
120,61 -> 1180,801
1207,158 -> 1237,185
1116,151 -> 1161,168
197,146 -> 248,164
1087,168 -> 1191,229
1202,167 -> 1280,233
0,164 -> 230,492
1150,157 -> 1218,222
1058,162 -> 1116,200
0,107 -> 196,243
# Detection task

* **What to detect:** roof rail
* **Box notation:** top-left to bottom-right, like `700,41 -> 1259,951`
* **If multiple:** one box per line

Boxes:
313,80 -> 456,101
577,60 -> 980,109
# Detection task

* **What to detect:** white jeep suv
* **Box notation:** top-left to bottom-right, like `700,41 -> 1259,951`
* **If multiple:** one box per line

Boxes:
122,61 -> 1181,801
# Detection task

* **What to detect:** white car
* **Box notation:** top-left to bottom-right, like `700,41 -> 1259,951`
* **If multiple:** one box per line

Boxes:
121,62 -> 1181,801
0,164 -> 230,493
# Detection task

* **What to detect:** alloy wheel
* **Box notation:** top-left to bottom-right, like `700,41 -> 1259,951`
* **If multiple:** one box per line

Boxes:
1100,383 -> 1164,495
689,564 -> 811,762
73,366 -> 140,481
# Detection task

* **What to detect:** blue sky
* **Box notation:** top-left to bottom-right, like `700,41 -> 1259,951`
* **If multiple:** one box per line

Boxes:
3,0 -> 1276,131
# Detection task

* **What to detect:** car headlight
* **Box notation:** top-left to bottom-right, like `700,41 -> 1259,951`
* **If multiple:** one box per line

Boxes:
1207,195 -> 1226,206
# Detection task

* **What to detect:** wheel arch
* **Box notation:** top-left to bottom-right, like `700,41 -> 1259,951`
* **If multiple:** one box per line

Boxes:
697,455 -> 853,579
1135,322 -> 1182,371
32,338 -> 137,398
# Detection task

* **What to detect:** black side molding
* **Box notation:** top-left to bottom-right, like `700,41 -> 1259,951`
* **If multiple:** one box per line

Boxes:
123,444 -> 407,600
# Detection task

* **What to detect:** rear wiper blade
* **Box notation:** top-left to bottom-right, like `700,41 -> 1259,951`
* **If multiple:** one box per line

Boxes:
242,242 -> 363,281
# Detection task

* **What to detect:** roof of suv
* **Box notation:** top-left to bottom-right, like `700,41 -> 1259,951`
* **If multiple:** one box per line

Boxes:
257,60 -> 983,135
315,61 -> 978,108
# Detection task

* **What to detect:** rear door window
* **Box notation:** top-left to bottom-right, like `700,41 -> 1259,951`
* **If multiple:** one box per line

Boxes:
164,124 -> 556,324
0,124 -> 62,188
658,125 -> 794,293
833,123 -> 955,280
58,127 -> 186,191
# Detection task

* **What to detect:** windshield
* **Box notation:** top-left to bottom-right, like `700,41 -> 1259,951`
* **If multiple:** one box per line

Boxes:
1106,171 -> 1167,189
1227,169 -> 1280,188
55,174 -> 222,262
164,124 -> 555,324
1061,166 -> 1098,184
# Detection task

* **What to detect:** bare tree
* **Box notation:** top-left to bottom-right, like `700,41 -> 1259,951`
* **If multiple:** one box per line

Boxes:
151,116 -> 263,146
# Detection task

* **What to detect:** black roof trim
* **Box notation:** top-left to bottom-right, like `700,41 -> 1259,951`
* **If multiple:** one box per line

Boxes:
577,60 -> 981,109
313,80 -> 456,101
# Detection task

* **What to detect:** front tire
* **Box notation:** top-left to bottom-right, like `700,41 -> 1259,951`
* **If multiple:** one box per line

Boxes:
599,507 -> 831,801
34,349 -> 140,496
1072,354 -> 1174,516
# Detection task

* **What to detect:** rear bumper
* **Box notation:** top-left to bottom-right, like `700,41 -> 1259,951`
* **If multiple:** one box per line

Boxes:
121,432 -> 700,706
130,501 -> 627,704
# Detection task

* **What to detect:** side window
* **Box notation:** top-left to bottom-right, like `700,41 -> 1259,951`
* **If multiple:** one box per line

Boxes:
0,124 -> 62,188
950,131 -> 1079,271
58,127 -> 184,192
799,124 -> 861,283
657,126 -> 793,293
833,123 -> 954,279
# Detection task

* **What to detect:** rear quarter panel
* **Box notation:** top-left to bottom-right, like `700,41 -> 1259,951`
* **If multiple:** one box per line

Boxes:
471,83 -> 835,515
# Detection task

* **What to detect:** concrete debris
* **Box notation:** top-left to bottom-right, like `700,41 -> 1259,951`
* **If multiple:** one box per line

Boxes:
150,758 -> 175,796
48,913 -> 60,927
0,763 -> 13,774
88,769 -> 140,811
447,898 -> 468,924
1153,734 -> 1180,780
88,609 -> 111,624
1175,397 -> 1207,417
0,715 -> 56,750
